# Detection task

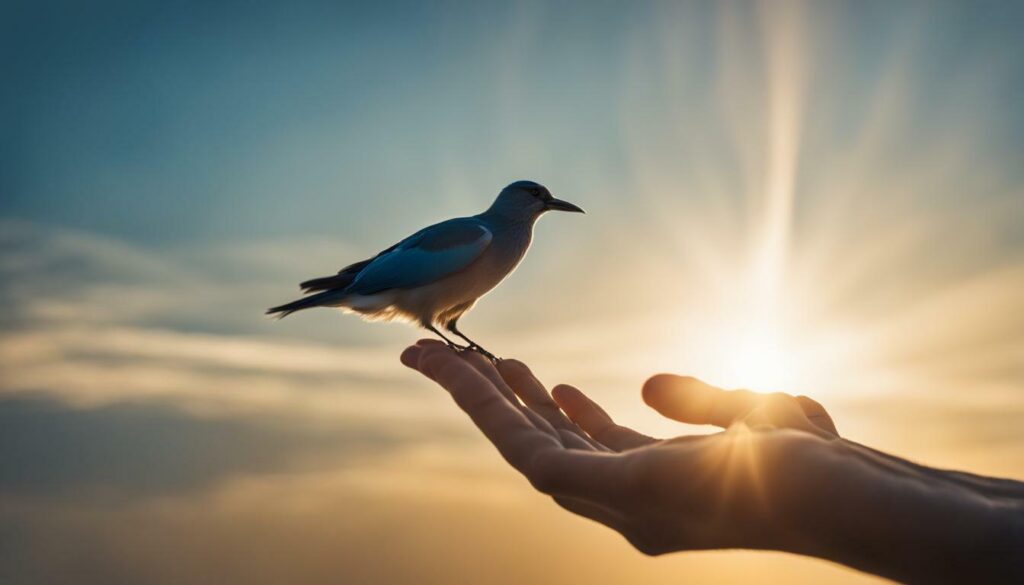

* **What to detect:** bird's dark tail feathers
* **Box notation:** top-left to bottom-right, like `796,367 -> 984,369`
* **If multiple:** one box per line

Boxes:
300,257 -> 377,293
266,290 -> 348,319
299,273 -> 358,293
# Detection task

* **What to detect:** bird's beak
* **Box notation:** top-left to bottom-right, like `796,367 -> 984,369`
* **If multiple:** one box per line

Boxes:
545,198 -> 585,213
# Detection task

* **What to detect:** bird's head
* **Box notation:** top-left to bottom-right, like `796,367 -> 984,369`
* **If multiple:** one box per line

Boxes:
488,180 -> 585,220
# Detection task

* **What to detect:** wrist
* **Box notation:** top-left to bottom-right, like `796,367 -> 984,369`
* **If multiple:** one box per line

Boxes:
778,438 -> 1024,583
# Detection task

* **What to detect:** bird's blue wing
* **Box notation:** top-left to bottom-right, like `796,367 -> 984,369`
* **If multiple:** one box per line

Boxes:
345,217 -> 493,295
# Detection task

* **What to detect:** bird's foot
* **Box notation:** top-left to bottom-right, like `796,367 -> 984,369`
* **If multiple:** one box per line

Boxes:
444,341 -> 471,352
468,344 -> 500,363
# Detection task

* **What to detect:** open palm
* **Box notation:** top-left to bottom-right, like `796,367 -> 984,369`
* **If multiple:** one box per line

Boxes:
401,339 -> 842,555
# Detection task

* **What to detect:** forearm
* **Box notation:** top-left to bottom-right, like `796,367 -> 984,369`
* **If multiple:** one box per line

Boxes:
844,440 -> 1024,502
828,471 -> 1023,583
782,439 -> 1024,583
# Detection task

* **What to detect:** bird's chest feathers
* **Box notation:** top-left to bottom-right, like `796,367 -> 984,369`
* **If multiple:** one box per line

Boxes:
458,229 -> 531,294
414,225 -> 532,312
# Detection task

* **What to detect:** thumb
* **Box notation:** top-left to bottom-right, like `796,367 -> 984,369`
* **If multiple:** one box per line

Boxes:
642,374 -> 759,428
641,374 -> 839,437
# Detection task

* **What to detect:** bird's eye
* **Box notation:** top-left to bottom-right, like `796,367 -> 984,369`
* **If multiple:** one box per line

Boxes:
529,187 -> 541,197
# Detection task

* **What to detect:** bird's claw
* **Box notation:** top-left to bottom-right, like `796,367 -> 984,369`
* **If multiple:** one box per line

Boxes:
444,342 -> 498,363
467,344 -> 500,363
444,341 -> 470,352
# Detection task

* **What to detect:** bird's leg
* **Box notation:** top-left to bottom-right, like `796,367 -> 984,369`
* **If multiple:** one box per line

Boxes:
425,324 -> 469,351
446,320 -> 500,362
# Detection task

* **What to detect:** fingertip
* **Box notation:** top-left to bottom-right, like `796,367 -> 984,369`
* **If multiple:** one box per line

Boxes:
640,375 -> 663,406
642,374 -> 721,424
551,384 -> 581,405
551,384 -> 612,427
416,338 -> 447,348
419,349 -> 455,380
412,343 -> 462,378
496,360 -> 537,389
641,374 -> 699,406
400,345 -> 422,368
495,358 -> 528,377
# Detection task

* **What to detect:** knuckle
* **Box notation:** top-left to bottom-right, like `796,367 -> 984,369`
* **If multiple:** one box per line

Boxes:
795,394 -> 823,410
765,392 -> 798,409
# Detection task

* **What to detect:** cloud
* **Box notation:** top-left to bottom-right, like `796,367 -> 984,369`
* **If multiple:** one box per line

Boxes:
0,219 -> 664,423
0,449 -> 877,585
0,395 -> 419,498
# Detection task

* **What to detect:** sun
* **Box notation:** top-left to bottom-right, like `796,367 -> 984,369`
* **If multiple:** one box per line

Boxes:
724,323 -> 796,391
681,301 -> 801,393
656,274 -> 847,397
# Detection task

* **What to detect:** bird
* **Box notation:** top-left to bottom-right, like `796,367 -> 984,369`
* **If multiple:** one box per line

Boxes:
266,180 -> 584,361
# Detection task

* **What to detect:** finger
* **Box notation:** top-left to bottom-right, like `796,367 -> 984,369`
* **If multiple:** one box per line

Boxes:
795,395 -> 839,436
459,351 -> 564,440
405,345 -> 566,467
409,338 -> 450,356
414,338 -> 448,348
643,374 -> 760,428
401,341 -> 450,381
459,350 -> 521,403
405,344 -> 624,499
553,384 -> 657,451
407,346 -> 617,489
495,359 -> 557,411
497,360 -> 604,449
405,345 -> 564,443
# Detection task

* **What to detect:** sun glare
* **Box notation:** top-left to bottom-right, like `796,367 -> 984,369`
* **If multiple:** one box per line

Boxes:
674,294 -> 807,394
647,3 -> 851,396
722,321 -> 795,391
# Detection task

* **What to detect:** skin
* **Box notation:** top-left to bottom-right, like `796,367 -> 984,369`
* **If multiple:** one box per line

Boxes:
400,340 -> 1024,584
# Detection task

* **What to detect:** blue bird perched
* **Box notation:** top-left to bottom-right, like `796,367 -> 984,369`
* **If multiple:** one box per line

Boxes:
266,180 -> 584,361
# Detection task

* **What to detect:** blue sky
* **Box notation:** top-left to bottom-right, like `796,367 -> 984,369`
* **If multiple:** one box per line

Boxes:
2,1 -> 1024,583
6,0 -> 1022,245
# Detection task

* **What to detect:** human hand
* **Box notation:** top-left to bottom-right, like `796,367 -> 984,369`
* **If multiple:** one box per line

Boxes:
401,340 -> 1024,582
400,339 -> 840,554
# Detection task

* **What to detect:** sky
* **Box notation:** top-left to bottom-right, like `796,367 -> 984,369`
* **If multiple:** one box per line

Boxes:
2,1 -> 1024,583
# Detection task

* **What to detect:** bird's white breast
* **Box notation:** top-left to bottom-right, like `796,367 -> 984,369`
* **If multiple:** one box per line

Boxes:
393,225 -> 531,325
